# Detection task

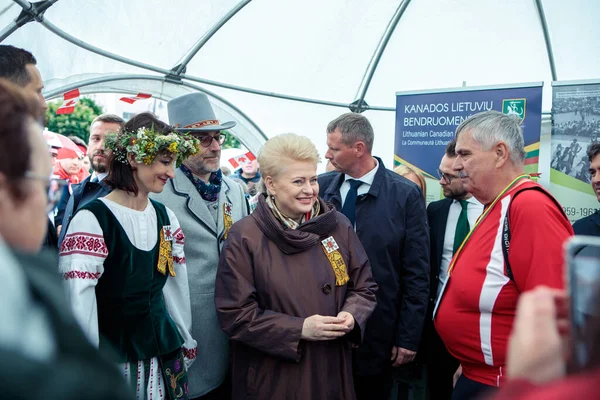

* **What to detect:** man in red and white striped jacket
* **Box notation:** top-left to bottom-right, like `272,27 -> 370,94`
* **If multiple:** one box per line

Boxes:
434,111 -> 573,400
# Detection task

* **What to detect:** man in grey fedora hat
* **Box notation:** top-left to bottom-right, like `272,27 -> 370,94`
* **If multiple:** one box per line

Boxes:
151,92 -> 248,399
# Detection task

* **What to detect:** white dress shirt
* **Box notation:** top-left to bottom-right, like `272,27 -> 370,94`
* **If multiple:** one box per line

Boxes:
340,158 -> 379,207
436,196 -> 484,300
90,171 -> 108,182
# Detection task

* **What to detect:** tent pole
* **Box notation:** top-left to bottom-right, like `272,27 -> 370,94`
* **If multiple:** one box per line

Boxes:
0,0 -> 58,42
43,73 -> 269,142
173,0 -> 252,75
40,19 -> 173,76
0,21 -> 19,42
38,17 -> 394,110
353,0 -> 412,112
534,0 -> 558,81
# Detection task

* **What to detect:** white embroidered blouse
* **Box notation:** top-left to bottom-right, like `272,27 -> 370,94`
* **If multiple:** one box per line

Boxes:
58,198 -> 197,399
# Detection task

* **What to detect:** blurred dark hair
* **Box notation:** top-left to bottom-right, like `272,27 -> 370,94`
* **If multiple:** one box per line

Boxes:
90,113 -> 125,129
105,112 -> 172,196
68,135 -> 87,149
0,45 -> 37,87
0,79 -> 42,200
445,139 -> 457,157
247,181 -> 258,197
587,143 -> 600,163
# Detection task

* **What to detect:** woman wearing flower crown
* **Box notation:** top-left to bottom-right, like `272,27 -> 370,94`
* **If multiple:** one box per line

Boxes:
58,112 -> 201,400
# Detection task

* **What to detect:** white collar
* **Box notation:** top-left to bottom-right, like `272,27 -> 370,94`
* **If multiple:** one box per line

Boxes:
344,158 -> 379,186
91,172 -> 108,182
454,196 -> 482,206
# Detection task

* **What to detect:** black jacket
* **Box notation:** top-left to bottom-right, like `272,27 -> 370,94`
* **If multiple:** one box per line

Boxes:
56,176 -> 111,246
43,218 -> 59,251
426,198 -> 452,305
573,211 -> 600,236
318,157 -> 430,375
232,168 -> 262,185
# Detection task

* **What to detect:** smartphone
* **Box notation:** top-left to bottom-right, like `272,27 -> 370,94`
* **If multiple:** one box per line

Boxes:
566,235 -> 600,372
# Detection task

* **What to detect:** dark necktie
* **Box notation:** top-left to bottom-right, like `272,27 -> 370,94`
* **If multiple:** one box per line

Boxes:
342,179 -> 363,226
453,199 -> 470,254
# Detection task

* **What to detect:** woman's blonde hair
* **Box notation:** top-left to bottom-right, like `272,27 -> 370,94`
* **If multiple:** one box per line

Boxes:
258,133 -> 320,179
394,165 -> 426,198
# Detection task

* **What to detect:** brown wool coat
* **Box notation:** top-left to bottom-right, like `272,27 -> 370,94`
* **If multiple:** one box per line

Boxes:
215,196 -> 378,400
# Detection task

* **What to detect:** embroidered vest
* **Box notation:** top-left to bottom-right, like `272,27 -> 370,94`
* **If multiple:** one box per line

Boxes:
79,199 -> 183,362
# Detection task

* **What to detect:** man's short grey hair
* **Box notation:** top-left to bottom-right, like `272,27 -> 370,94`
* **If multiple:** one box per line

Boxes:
455,110 -> 526,164
326,112 -> 374,153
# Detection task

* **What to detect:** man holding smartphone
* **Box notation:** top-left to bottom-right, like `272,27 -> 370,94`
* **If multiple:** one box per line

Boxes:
573,143 -> 600,236
434,111 -> 573,400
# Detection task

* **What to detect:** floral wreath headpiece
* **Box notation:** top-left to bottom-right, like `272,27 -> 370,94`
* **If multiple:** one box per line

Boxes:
104,126 -> 201,167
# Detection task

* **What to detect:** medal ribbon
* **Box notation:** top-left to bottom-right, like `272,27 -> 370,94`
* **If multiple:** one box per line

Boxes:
158,230 -> 175,277
447,174 -> 530,277
223,203 -> 233,240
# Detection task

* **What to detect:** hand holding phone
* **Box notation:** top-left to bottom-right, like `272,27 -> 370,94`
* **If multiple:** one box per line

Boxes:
507,286 -> 569,383
505,236 -> 600,384
566,235 -> 600,372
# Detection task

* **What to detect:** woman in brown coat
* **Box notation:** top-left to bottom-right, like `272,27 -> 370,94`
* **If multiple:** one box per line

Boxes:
215,133 -> 377,399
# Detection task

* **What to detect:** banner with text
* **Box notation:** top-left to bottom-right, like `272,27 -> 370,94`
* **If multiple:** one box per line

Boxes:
394,83 -> 543,202
550,80 -> 600,223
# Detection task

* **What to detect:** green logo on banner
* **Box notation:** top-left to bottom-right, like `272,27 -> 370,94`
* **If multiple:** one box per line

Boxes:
502,99 -> 526,120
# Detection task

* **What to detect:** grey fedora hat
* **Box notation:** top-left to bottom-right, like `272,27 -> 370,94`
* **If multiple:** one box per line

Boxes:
168,92 -> 236,132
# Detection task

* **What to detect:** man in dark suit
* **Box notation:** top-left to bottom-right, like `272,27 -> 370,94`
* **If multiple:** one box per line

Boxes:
56,114 -> 124,246
426,140 -> 483,399
319,112 -> 430,400
573,142 -> 600,236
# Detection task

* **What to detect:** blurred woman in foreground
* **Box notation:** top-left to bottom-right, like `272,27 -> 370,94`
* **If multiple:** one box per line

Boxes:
0,79 -> 52,253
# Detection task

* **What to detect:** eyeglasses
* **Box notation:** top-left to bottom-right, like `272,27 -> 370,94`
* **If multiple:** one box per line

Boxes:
437,169 -> 459,183
193,132 -> 226,148
23,171 -> 67,213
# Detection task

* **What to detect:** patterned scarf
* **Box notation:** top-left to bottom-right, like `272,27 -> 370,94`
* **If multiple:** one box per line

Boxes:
265,195 -> 320,230
180,165 -> 222,202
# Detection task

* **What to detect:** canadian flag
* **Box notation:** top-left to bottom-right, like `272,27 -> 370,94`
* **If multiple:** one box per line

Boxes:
56,89 -> 80,115
120,93 -> 152,104
229,152 -> 256,169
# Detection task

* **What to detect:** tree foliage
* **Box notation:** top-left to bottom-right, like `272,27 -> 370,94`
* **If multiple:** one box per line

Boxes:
44,97 -> 245,150
45,97 -> 104,143
222,130 -> 242,149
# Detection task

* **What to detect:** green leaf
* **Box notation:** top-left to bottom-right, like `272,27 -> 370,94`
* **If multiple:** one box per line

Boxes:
221,130 -> 242,149
45,97 -> 104,143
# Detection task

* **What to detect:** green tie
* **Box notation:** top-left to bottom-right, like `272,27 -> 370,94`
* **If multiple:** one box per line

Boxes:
453,200 -> 470,254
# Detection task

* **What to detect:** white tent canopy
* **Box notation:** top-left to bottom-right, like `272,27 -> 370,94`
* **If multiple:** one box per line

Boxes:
2,0 -> 599,163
